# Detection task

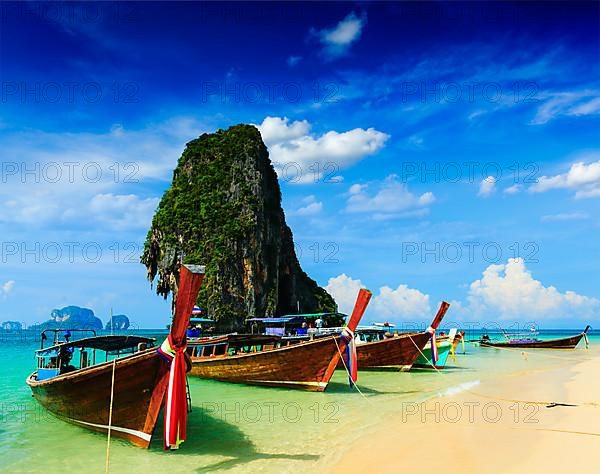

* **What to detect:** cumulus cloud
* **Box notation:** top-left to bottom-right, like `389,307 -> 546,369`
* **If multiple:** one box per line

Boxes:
478,176 -> 496,197
530,157 -> 600,199
290,195 -> 323,216
256,116 -> 388,183
345,175 -> 434,219
1,280 -> 15,298
467,258 -> 599,320
325,274 -> 364,314
311,12 -> 366,59
325,274 -> 431,320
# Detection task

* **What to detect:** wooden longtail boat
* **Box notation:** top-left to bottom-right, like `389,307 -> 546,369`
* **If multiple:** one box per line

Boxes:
451,330 -> 465,354
26,264 -> 205,448
340,301 -> 450,371
479,326 -> 591,349
413,329 -> 456,369
187,289 -> 372,391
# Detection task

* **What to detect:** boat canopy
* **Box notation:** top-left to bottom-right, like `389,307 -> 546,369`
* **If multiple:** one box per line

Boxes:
247,317 -> 304,323
190,317 -> 215,323
36,335 -> 156,357
277,312 -> 348,319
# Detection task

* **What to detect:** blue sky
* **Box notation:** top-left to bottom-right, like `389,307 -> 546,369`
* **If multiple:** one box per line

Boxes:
0,1 -> 599,329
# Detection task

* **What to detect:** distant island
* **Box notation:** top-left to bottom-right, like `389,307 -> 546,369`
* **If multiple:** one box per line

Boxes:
105,314 -> 130,330
28,306 -> 104,331
1,321 -> 22,331
142,124 -> 337,330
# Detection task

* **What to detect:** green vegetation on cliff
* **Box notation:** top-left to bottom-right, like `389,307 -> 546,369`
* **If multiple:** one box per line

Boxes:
141,124 -> 337,329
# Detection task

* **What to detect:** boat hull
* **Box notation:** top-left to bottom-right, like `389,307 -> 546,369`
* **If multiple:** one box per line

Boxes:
347,332 -> 432,371
189,336 -> 343,391
26,349 -> 168,448
480,333 -> 586,349
413,338 -> 453,369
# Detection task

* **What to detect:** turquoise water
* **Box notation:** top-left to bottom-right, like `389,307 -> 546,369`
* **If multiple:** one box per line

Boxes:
1,330 -> 598,473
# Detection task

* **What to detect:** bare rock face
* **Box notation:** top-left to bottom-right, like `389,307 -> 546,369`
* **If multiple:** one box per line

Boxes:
141,124 -> 336,329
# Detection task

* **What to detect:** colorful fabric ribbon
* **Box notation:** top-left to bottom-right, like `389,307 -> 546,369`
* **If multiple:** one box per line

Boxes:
341,327 -> 358,386
158,335 -> 188,450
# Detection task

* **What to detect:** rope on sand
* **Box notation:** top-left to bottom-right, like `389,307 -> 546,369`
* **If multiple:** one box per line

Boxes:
105,359 -> 117,474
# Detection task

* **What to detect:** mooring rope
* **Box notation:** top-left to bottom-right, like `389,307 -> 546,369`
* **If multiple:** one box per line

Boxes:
333,336 -> 370,401
105,358 -> 117,474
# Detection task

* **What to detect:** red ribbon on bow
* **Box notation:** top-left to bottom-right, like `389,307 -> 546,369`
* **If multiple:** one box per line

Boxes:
159,264 -> 205,450
160,335 -> 188,450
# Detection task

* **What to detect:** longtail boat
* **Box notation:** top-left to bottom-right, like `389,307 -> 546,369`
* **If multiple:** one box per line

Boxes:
26,264 -> 205,448
413,328 -> 456,369
187,289 -> 372,391
338,301 -> 450,371
479,326 -> 591,349
451,330 -> 465,354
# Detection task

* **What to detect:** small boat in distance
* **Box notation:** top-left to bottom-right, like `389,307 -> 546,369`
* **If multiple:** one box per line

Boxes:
187,289 -> 372,391
413,328 -> 457,369
479,326 -> 591,349
26,264 -> 205,448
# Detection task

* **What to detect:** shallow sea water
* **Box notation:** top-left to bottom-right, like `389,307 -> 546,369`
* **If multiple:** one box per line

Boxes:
1,330 -> 597,473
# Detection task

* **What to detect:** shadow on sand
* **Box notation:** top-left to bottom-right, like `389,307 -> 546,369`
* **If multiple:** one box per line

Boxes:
150,407 -> 320,471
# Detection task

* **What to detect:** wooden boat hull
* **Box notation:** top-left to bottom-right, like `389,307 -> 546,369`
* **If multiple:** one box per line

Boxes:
480,332 -> 586,349
413,338 -> 453,369
189,336 -> 343,391
347,332 -> 432,371
26,349 -> 168,448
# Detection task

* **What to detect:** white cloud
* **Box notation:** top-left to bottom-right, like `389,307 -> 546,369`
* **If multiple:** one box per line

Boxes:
256,116 -> 388,184
1,280 -> 15,298
478,176 -> 496,197
312,12 -> 366,59
467,258 -> 599,320
346,175 -> 434,218
370,285 -> 431,319
325,274 -> 432,321
530,156 -> 600,199
291,195 -> 323,216
531,90 -> 600,125
503,184 -> 521,195
257,116 -> 310,145
541,212 -> 589,222
325,274 -> 364,314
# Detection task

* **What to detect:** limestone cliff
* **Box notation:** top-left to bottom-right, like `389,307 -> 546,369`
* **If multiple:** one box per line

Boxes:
141,124 -> 336,329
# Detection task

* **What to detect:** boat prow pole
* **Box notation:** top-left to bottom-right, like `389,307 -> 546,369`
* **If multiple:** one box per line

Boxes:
170,265 -> 206,343
347,288 -> 373,331
160,263 -> 205,450
340,289 -> 372,385
429,301 -> 450,331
